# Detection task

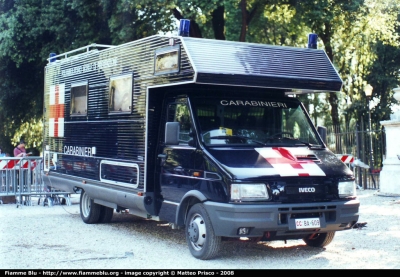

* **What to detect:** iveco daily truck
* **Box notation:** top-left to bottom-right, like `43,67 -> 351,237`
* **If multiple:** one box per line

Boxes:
42,20 -> 359,260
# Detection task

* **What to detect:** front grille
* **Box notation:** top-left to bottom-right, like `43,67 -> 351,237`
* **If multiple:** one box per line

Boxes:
285,185 -> 328,194
270,178 -> 339,203
279,211 -> 337,224
278,206 -> 337,224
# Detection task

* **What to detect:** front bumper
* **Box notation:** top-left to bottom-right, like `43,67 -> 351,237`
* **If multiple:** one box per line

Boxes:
204,199 -> 360,238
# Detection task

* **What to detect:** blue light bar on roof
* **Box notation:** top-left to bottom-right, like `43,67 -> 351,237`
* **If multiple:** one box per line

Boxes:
308,34 -> 318,49
178,19 -> 190,37
49,53 -> 57,62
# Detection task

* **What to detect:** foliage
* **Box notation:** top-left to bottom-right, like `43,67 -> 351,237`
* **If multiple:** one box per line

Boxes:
247,2 -> 309,46
332,0 -> 400,132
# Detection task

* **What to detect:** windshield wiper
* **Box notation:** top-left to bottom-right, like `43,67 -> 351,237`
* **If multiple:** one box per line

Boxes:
265,136 -> 324,149
292,139 -> 324,149
305,143 -> 325,149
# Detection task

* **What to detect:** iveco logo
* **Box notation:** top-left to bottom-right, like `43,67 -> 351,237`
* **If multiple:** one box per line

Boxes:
299,187 -> 316,193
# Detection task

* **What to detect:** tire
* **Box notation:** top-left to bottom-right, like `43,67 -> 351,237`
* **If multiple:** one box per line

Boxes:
60,197 -> 66,205
303,231 -> 335,247
80,190 -> 101,224
185,203 -> 221,260
98,206 -> 114,223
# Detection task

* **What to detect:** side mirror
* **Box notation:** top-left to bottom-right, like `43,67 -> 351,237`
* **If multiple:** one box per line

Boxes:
165,122 -> 180,145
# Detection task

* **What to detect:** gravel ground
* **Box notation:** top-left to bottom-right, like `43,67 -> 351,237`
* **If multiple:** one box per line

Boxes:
0,189 -> 400,270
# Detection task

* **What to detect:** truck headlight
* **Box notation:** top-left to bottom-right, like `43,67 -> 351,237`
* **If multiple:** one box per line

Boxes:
338,181 -> 356,198
231,184 -> 269,202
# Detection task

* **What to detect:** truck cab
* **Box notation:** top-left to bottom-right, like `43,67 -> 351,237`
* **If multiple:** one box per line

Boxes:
150,86 -> 358,259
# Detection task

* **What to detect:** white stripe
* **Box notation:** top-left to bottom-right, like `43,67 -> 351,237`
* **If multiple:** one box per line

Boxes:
49,83 -> 65,104
50,85 -> 56,105
0,160 -> 8,169
222,166 -> 279,177
255,147 -> 316,158
271,163 -> 325,176
255,148 -> 281,158
58,118 -> 64,137
58,83 -> 65,104
20,160 -> 27,168
49,118 -> 55,137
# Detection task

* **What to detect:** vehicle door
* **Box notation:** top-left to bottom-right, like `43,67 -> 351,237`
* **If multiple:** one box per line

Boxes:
158,97 -> 199,203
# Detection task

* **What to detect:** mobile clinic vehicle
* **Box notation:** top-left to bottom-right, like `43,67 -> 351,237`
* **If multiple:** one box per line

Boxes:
43,20 -> 359,260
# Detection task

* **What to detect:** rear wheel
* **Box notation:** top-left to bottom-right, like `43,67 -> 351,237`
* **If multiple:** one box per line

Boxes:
303,232 -> 335,247
80,190 -> 101,224
99,206 -> 114,223
185,203 -> 221,260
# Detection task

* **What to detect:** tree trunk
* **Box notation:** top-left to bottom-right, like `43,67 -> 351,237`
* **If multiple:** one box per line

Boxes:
212,6 -> 225,40
319,22 -> 340,129
239,0 -> 247,42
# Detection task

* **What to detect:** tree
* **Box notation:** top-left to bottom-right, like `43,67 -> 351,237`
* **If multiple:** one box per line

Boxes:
306,0 -> 400,130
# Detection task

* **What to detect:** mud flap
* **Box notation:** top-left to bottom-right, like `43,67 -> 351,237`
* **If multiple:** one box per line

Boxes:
144,191 -> 164,216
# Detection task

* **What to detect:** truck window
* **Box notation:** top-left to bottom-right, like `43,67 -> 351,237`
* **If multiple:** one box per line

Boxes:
167,102 -> 191,145
70,82 -> 88,116
108,74 -> 133,114
192,97 -> 322,147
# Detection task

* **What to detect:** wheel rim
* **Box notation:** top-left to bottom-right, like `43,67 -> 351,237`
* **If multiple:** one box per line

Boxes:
81,192 -> 91,218
188,213 -> 207,251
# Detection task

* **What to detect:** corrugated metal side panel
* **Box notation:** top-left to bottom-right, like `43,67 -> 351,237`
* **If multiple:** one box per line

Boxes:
182,37 -> 342,92
43,35 -> 195,188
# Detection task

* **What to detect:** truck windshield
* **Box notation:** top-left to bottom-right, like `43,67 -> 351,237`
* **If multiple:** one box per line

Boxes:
192,97 -> 323,148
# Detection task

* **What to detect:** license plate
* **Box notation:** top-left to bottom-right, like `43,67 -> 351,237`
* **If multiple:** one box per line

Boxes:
295,218 -> 320,229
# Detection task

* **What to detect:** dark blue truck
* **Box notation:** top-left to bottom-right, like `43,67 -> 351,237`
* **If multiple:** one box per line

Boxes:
42,21 -> 359,260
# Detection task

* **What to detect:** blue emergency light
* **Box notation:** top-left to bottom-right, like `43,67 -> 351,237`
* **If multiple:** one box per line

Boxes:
178,19 -> 190,37
308,33 -> 318,49
49,52 -> 57,62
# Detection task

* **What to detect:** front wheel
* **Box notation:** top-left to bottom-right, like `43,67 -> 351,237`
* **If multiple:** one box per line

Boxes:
303,232 -> 335,247
185,203 -> 221,260
80,190 -> 101,224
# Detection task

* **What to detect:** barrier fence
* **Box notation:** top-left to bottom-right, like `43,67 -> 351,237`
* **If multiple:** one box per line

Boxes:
327,123 -> 383,190
0,156 -> 71,206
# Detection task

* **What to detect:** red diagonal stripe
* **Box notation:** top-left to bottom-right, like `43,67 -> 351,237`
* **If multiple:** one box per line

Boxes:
6,160 -> 18,169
